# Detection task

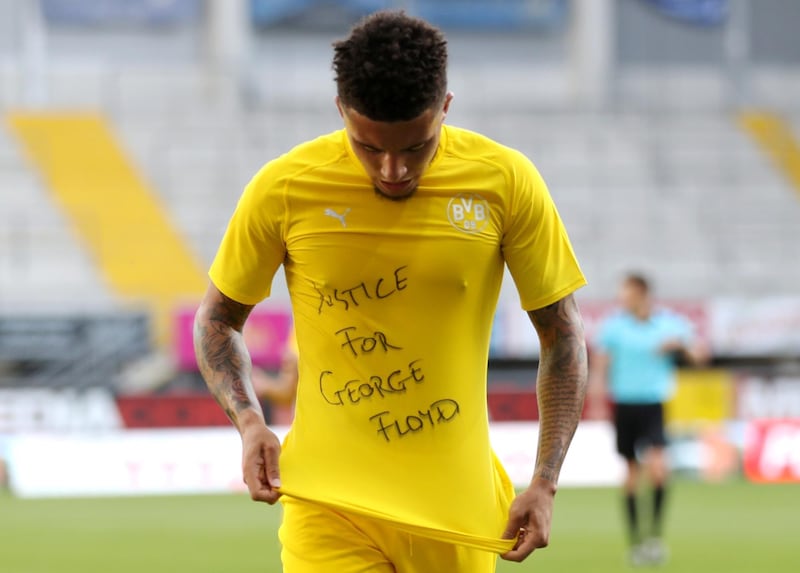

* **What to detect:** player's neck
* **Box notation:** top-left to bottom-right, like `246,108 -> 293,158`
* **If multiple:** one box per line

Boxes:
631,304 -> 651,321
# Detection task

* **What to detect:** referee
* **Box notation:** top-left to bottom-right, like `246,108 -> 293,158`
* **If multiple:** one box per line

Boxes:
589,274 -> 708,566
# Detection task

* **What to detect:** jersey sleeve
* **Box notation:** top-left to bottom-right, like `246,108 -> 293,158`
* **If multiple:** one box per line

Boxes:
501,152 -> 587,310
208,161 -> 287,305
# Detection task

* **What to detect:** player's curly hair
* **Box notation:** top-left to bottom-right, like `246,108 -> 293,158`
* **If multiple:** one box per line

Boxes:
333,11 -> 448,122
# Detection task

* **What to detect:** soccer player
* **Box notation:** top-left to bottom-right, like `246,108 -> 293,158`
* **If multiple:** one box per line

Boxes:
194,11 -> 587,572
250,327 -> 299,426
251,327 -> 299,407
589,273 -> 708,566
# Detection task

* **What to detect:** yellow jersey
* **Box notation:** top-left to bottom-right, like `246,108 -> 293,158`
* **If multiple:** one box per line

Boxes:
209,125 -> 586,552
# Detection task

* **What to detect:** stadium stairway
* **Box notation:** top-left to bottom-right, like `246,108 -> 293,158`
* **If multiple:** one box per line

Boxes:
739,111 -> 800,201
6,113 -> 207,342
0,122 -> 113,312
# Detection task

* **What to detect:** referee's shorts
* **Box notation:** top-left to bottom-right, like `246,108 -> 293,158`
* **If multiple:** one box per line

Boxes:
612,402 -> 667,460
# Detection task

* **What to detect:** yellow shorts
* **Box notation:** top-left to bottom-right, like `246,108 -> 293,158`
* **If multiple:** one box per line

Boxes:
279,497 -> 498,573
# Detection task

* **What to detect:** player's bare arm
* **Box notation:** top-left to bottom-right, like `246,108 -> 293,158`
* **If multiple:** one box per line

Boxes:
194,283 -> 283,504
659,338 -> 710,367
530,293 -> 587,485
251,350 -> 299,405
194,284 -> 257,424
502,293 -> 588,562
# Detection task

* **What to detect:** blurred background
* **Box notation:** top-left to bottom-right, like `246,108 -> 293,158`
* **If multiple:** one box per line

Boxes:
0,1 -> 798,572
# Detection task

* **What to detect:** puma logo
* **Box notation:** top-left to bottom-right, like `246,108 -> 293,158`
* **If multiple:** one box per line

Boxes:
324,207 -> 351,228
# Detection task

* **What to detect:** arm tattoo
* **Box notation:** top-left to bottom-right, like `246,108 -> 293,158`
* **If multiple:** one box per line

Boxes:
194,290 -> 261,430
528,294 -> 588,484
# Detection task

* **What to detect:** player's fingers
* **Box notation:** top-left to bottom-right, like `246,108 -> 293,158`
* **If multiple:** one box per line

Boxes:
247,454 -> 281,505
242,461 -> 261,494
500,535 -> 537,562
259,489 -> 282,505
242,447 -> 272,503
501,518 -> 551,562
244,470 -> 279,504
263,440 -> 282,491
243,469 -> 269,502
501,525 -> 542,562
250,486 -> 281,504
501,508 -> 525,541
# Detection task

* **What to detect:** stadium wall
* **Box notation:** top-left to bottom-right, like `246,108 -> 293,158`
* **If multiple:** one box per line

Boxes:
4,422 -> 627,498
2,360 -> 800,498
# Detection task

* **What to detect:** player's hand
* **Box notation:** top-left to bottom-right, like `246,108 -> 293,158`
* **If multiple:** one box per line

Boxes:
659,338 -> 685,355
500,477 -> 556,562
240,418 -> 282,504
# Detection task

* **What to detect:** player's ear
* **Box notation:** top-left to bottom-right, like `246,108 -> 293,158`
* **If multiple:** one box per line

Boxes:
441,91 -> 454,121
335,96 -> 344,119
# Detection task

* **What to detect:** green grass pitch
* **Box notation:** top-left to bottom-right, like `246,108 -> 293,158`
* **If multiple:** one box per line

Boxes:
1,480 -> 796,572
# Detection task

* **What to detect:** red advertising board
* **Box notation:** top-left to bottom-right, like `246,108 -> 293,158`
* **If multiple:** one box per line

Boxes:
743,420 -> 800,483
117,394 -> 231,428
487,386 -> 539,421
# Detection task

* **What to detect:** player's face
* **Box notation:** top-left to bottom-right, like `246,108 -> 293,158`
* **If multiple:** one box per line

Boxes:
337,93 -> 453,201
619,282 -> 647,313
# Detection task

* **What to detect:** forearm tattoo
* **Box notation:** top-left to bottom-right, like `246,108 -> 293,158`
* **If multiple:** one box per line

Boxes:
528,294 -> 588,485
194,292 -> 260,429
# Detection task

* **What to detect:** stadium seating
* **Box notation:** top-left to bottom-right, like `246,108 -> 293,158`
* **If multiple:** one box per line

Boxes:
1,12 -> 799,311
118,105 -> 800,302
3,95 -> 800,310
